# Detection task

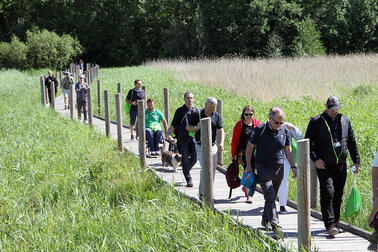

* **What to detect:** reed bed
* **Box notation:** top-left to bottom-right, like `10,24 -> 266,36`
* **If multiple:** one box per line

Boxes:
146,54 -> 378,101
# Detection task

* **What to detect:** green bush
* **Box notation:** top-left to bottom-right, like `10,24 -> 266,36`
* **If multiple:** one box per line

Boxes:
0,36 -> 28,70
26,29 -> 83,70
292,18 -> 326,57
0,29 -> 82,70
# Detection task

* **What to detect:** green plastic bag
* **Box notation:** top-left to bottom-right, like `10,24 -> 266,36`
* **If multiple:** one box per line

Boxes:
344,174 -> 362,218
125,103 -> 131,114
291,138 -> 297,165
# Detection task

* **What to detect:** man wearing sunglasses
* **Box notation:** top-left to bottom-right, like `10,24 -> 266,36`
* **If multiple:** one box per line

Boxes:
245,106 -> 297,239
305,96 -> 360,237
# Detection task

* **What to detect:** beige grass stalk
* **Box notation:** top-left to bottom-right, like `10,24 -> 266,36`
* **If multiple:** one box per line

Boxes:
145,54 -> 378,101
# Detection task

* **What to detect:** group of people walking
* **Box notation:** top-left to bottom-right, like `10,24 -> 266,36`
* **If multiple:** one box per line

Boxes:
45,74 -> 363,240
45,70 -> 89,123
125,80 -> 362,240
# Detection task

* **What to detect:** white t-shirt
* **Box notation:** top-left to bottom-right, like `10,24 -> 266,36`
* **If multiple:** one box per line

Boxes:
373,151 -> 378,167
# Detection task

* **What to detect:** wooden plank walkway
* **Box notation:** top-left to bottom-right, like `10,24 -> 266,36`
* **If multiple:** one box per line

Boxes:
53,95 -> 373,252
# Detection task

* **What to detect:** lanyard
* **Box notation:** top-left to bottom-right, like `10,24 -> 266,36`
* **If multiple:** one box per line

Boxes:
321,116 -> 342,164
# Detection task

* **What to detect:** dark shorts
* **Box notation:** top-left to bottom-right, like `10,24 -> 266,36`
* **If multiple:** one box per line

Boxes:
130,110 -> 138,126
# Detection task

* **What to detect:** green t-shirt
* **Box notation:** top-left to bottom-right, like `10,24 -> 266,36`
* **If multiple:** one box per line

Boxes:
145,109 -> 164,131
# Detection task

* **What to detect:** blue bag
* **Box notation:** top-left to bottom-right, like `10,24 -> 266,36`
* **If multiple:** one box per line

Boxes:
241,171 -> 258,197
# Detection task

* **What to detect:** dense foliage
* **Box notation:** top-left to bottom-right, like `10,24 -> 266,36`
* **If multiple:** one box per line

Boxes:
0,0 -> 376,66
0,29 -> 82,69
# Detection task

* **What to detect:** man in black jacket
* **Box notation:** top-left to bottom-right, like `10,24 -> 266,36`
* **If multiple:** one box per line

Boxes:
305,96 -> 360,237
45,70 -> 58,106
166,92 -> 198,187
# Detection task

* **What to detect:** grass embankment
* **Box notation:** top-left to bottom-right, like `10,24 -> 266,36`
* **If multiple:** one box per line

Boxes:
94,63 -> 377,231
0,69 -> 281,250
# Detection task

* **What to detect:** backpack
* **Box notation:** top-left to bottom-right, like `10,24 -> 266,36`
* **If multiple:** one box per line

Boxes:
225,159 -> 241,199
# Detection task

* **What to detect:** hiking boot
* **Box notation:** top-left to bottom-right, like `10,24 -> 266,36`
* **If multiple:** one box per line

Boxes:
186,179 -> 193,187
327,225 -> 339,237
280,206 -> 288,214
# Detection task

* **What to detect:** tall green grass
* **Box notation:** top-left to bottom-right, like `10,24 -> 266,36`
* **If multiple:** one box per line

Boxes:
94,66 -> 377,231
0,69 -> 282,250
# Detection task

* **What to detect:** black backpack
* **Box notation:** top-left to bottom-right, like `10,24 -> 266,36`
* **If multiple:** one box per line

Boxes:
225,159 -> 240,199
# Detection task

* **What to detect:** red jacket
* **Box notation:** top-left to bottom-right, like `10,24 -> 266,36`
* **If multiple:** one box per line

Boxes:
231,118 -> 260,158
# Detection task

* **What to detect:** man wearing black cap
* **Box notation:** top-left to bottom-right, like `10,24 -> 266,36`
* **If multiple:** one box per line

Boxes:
305,96 -> 360,237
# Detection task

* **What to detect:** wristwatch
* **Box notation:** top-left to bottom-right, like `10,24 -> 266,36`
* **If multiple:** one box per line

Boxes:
290,165 -> 297,169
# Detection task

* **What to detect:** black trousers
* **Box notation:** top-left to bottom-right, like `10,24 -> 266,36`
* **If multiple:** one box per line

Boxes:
47,88 -> 57,104
316,162 -> 347,229
256,162 -> 284,227
77,100 -> 87,120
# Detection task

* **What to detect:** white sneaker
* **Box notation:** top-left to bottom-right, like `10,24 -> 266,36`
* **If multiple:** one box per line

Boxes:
84,120 -> 88,124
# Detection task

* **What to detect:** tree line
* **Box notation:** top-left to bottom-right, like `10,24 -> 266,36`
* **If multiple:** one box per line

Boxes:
0,0 -> 376,67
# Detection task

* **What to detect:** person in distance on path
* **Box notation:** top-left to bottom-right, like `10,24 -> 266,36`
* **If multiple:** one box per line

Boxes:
75,74 -> 89,123
61,71 -> 74,109
166,92 -> 198,187
245,106 -> 297,238
305,96 -> 360,237
126,80 -> 145,140
45,70 -> 58,106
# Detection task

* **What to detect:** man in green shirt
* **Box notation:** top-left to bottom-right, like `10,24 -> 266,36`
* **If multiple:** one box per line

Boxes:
145,98 -> 168,155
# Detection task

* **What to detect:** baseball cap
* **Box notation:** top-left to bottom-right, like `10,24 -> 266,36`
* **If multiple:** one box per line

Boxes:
326,96 -> 341,110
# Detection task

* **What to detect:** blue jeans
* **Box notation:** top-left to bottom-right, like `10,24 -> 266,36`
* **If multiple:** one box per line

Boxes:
179,137 -> 197,182
146,128 -> 162,151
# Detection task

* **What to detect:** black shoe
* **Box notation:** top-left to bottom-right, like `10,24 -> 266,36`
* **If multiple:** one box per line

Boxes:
131,135 -> 135,140
272,224 -> 284,240
261,217 -> 271,230
186,180 -> 193,187
327,225 -> 339,237
280,206 -> 288,213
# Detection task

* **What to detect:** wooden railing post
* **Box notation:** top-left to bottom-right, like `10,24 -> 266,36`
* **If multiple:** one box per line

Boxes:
85,71 -> 89,85
87,87 -> 93,125
142,85 -> 147,107
297,139 -> 311,252
216,99 -> 223,165
104,90 -> 110,137
97,80 -> 101,115
201,117 -> 214,207
40,76 -> 46,105
138,100 -> 146,169
115,93 -> 123,151
310,161 -> 318,208
69,85 -> 74,119
51,83 -> 55,110
164,88 -> 169,123
118,82 -> 122,94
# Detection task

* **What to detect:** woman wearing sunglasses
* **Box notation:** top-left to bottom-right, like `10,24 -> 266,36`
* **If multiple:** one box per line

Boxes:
231,105 -> 260,171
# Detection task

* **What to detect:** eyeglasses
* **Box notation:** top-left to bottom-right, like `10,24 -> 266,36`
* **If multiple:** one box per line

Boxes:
273,120 -> 284,125
244,113 -> 253,116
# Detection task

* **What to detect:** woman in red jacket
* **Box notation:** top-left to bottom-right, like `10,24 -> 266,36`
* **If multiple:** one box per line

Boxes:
231,105 -> 260,171
231,105 -> 260,201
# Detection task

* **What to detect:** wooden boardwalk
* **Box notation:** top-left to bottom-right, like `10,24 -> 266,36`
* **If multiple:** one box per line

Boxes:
53,95 -> 373,252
